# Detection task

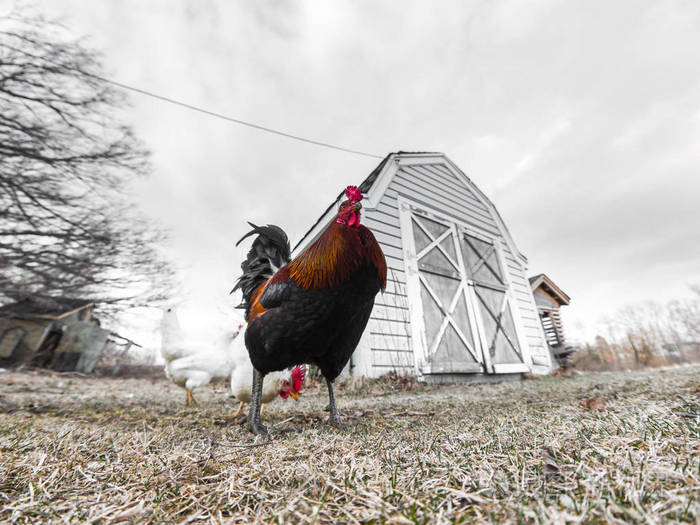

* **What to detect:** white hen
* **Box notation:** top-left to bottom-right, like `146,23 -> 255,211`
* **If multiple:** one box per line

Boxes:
160,307 -> 197,363
229,326 -> 306,418
160,308 -> 242,406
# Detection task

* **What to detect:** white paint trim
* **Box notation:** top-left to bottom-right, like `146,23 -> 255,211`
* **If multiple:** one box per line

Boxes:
397,197 -> 426,379
364,155 -> 401,209
493,363 -> 530,374
455,224 -> 533,373
399,196 -> 494,376
436,157 -> 529,265
494,240 -> 534,369
451,223 -> 489,372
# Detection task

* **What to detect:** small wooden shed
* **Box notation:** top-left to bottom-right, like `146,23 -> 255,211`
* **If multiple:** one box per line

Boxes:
294,152 -> 552,381
529,273 -> 574,367
0,296 -> 109,372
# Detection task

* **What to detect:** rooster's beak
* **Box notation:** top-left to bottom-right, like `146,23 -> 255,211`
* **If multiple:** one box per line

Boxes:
353,202 -> 362,211
290,391 -> 299,401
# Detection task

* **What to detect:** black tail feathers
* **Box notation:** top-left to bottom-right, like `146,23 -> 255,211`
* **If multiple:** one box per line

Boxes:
231,222 -> 291,318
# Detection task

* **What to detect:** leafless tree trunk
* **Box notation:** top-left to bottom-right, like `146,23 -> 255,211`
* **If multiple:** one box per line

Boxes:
0,11 -> 174,320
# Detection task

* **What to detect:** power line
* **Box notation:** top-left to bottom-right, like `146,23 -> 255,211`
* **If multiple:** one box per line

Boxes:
90,73 -> 384,160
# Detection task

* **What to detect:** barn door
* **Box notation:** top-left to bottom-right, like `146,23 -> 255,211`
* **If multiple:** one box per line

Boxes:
407,209 -> 484,374
460,231 -> 529,373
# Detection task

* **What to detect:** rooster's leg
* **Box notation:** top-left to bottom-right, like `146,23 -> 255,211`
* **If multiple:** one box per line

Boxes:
326,378 -> 347,429
248,368 -> 268,436
185,389 -> 192,406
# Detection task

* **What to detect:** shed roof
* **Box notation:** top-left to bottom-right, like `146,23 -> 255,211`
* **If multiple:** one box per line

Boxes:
529,274 -> 571,306
294,152 -> 526,263
0,296 -> 94,319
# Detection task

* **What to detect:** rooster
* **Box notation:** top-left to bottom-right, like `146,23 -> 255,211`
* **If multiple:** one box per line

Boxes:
232,185 -> 386,435
228,324 -> 307,419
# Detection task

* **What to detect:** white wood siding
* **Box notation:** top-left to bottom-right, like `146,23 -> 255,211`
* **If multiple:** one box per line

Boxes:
363,161 -> 549,376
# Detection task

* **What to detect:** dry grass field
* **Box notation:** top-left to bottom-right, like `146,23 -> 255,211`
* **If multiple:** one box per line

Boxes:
1,366 -> 698,524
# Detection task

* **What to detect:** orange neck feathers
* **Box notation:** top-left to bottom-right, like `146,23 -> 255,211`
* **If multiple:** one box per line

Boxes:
285,222 -> 386,291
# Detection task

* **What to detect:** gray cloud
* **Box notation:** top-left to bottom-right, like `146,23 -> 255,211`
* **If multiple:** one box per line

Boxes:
36,0 -> 700,344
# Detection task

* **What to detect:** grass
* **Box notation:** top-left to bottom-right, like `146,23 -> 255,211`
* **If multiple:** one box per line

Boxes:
0,366 -> 698,523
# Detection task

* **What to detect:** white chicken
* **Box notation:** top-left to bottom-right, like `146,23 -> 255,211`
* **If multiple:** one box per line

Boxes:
160,307 -> 196,364
160,307 -> 242,406
229,325 -> 307,419
160,308 -> 305,411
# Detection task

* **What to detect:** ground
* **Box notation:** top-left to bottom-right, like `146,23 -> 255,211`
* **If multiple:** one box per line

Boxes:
0,366 -> 698,524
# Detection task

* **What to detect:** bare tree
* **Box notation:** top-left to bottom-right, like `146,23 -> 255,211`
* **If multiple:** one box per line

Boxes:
668,287 -> 700,343
0,11 -> 174,319
575,285 -> 700,371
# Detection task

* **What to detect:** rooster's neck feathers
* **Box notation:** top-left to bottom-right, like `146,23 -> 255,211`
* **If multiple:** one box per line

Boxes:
231,222 -> 291,319
235,215 -> 387,324
284,221 -> 387,291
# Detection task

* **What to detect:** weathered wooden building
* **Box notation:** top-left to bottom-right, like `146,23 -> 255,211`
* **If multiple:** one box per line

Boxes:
294,152 -> 552,381
0,296 -> 109,372
529,273 -> 574,368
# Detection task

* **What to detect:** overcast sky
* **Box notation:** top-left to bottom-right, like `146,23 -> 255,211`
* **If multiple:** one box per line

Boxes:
19,0 -> 700,347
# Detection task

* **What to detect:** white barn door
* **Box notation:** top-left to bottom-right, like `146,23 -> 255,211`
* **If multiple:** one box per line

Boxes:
400,200 -> 529,376
459,230 -> 529,374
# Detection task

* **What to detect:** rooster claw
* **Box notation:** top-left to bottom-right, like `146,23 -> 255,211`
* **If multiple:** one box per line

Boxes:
328,417 -> 348,430
272,427 -> 295,435
248,421 -> 269,437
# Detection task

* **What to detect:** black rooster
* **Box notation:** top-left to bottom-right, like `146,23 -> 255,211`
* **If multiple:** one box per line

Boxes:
232,185 -> 386,435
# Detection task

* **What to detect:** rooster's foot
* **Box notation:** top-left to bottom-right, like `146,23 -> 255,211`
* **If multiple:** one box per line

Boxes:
328,416 -> 348,430
248,420 -> 268,436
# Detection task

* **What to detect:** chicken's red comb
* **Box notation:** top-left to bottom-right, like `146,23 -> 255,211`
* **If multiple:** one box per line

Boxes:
345,185 -> 363,203
291,365 -> 306,392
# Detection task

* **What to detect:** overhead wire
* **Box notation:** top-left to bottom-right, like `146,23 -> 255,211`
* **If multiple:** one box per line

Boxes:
89,73 -> 384,160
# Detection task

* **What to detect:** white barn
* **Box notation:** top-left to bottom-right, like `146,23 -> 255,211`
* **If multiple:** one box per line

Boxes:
294,152 -> 553,381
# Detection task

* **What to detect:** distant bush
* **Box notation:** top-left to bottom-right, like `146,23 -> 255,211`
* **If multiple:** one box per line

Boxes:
573,285 -> 700,372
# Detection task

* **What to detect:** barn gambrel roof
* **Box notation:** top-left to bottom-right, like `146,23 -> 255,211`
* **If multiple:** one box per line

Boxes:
293,152 -> 528,264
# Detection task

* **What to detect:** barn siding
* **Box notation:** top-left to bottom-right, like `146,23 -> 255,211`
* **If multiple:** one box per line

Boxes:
363,161 -> 549,376
498,242 -> 550,366
294,154 -> 550,378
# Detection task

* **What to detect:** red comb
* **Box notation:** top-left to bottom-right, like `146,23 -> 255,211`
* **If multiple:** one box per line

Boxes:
345,185 -> 362,203
291,365 -> 306,392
